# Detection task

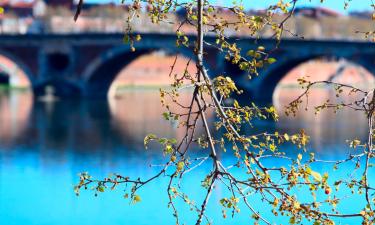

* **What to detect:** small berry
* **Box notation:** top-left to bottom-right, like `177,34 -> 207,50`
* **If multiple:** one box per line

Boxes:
325,187 -> 331,195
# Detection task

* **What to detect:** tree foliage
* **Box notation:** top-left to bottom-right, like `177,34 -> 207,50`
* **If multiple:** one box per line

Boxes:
74,0 -> 375,224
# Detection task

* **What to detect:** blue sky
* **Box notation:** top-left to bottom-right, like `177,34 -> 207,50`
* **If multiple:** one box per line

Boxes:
87,0 -> 374,12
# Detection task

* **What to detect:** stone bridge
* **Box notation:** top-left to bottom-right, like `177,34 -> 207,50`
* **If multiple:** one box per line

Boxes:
0,33 -> 374,103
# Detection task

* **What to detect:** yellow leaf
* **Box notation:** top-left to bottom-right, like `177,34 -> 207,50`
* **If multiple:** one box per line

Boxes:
133,195 -> 141,203
284,133 -> 290,141
0,7 -> 3,14
267,57 -> 277,64
165,145 -> 173,154
273,198 -> 279,207
293,201 -> 300,209
257,46 -> 265,51
269,143 -> 276,151
177,161 -> 185,171
311,171 -> 322,182
233,100 -> 240,108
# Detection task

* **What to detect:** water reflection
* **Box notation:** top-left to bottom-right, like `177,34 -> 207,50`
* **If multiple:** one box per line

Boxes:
0,90 -> 32,146
108,88 -> 194,148
0,87 -> 372,225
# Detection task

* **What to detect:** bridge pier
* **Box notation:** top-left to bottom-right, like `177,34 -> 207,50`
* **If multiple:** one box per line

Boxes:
33,79 -> 82,98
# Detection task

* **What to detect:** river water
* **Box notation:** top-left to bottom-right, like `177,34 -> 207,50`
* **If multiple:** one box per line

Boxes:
0,88 -> 372,225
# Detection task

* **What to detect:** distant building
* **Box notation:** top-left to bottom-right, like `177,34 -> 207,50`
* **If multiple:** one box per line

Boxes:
0,1 -> 34,18
294,7 -> 341,19
349,11 -> 373,19
33,0 -> 47,17
45,0 -> 73,8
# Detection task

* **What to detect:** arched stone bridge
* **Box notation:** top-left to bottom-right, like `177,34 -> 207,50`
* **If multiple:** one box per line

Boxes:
0,33 -> 374,103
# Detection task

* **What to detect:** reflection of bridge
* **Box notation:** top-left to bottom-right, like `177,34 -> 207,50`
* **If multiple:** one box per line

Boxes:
0,33 -> 374,103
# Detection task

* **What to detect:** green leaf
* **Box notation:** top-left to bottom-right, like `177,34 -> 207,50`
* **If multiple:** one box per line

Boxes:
246,50 -> 255,56
123,35 -> 130,43
267,58 -> 277,64
239,62 -> 249,70
97,186 -> 105,192
162,112 -> 170,120
144,134 -> 157,149
159,138 -> 168,144
169,138 -> 177,144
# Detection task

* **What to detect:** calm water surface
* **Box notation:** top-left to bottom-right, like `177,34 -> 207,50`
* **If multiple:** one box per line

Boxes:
0,88 -> 373,225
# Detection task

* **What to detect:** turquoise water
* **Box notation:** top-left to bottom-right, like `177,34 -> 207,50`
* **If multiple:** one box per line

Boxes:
0,90 -> 372,225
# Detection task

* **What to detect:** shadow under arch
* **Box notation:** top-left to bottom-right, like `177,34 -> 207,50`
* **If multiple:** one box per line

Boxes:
0,49 -> 35,88
81,45 -> 202,98
244,55 -> 324,105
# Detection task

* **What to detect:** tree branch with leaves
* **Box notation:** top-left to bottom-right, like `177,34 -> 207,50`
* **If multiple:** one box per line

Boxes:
74,0 -> 375,224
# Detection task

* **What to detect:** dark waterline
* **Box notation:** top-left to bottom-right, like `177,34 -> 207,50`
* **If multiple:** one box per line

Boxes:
0,89 -> 372,225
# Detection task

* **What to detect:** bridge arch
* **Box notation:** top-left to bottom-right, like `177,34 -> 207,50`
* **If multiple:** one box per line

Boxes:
251,55 -> 321,103
243,53 -> 375,104
0,49 -> 35,88
82,45 -> 201,98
